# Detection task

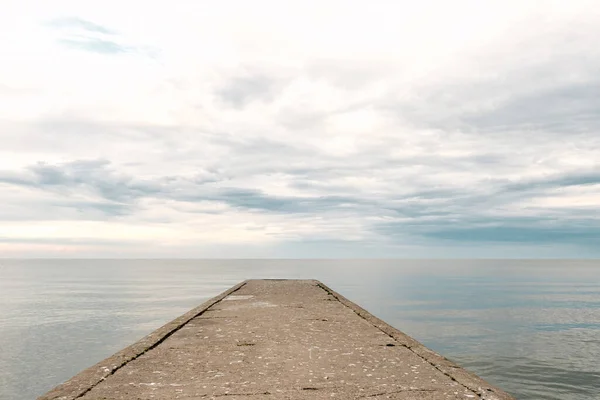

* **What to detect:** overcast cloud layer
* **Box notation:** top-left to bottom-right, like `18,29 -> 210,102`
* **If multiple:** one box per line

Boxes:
1,0 -> 599,257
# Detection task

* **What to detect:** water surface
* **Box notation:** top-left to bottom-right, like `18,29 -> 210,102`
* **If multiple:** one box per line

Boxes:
0,259 -> 599,399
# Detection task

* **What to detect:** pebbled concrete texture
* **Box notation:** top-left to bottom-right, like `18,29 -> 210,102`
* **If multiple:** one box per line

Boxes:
39,279 -> 514,400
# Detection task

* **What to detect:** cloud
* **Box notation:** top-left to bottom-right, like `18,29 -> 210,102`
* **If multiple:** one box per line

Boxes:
58,38 -> 130,54
0,159 -> 162,204
423,225 -> 600,244
46,17 -> 115,35
43,16 -> 153,55
462,84 -> 600,134
1,0 -> 600,257
216,74 -> 281,108
2,157 -> 599,248
0,159 -> 368,215
504,171 -> 600,192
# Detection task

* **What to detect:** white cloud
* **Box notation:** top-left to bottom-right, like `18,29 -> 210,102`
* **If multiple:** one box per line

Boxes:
1,0 -> 599,257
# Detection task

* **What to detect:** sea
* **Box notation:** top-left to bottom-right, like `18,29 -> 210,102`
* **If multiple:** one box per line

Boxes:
0,259 -> 599,400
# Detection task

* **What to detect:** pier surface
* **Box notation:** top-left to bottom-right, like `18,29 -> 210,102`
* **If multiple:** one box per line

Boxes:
40,279 -> 514,400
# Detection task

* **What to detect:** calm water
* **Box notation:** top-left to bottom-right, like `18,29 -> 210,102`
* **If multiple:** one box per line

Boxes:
0,260 -> 599,400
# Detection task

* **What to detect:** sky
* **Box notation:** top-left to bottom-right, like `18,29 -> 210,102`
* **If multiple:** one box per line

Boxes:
1,0 -> 599,258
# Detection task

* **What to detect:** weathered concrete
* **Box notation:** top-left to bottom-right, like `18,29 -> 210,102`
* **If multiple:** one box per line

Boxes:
39,280 -> 514,400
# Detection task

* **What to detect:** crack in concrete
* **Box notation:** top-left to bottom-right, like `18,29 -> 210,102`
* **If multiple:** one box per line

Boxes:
315,283 -> 485,399
213,392 -> 272,397
71,282 -> 248,400
360,388 -> 437,398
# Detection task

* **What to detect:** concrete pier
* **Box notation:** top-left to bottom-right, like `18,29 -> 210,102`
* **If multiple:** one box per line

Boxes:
40,280 -> 514,400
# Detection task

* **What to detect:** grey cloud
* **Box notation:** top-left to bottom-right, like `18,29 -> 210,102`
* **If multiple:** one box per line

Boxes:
373,41 -> 600,136
7,157 -> 598,214
276,101 -> 372,131
49,199 -> 133,217
503,171 -> 600,193
0,160 -> 160,205
370,168 -> 600,245
58,38 -> 130,54
216,74 -> 280,108
437,171 -> 600,214
0,172 -> 30,186
0,197 -> 130,222
46,17 -> 115,35
28,160 -> 110,186
3,153 -> 600,250
209,135 -> 309,159
0,160 -> 368,216
463,84 -> 600,134
166,186 -> 367,215
44,17 -> 155,56
210,189 -> 365,213
306,60 -> 393,90
376,210 -> 600,245
423,225 -> 600,244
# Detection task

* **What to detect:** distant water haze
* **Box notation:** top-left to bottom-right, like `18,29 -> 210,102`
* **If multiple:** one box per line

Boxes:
0,259 -> 599,400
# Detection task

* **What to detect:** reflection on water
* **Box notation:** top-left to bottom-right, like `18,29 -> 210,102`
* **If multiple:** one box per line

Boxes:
0,259 -> 599,399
